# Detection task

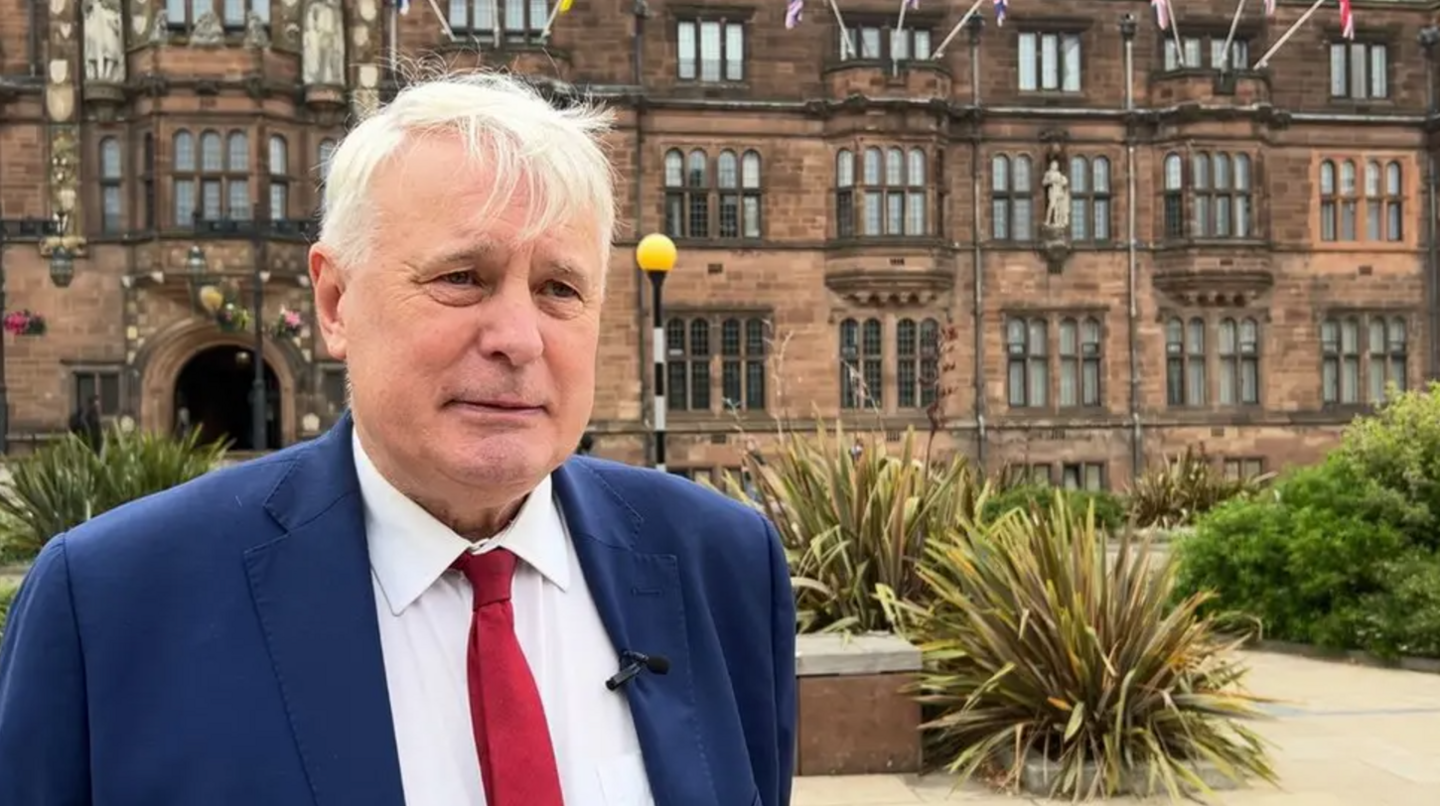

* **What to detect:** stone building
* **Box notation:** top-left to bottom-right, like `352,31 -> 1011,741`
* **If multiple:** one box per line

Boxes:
0,0 -> 1436,487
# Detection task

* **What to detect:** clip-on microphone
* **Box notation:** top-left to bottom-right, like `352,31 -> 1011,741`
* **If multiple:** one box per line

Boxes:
605,650 -> 671,691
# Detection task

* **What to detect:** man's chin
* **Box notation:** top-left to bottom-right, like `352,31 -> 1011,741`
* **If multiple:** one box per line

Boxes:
433,435 -> 557,486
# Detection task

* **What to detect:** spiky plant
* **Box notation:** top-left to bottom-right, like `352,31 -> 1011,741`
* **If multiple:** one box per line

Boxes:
0,426 -> 228,559
717,422 -> 988,634
882,494 -> 1276,801
1128,447 -> 1270,530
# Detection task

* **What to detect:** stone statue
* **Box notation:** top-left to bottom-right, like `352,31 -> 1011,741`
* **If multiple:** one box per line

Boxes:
191,10 -> 225,46
303,0 -> 345,85
84,0 -> 125,82
148,8 -> 170,45
1042,159 -> 1070,232
244,11 -> 271,48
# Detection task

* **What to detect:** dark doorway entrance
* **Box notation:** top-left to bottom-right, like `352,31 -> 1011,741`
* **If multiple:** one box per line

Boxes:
174,345 -> 281,451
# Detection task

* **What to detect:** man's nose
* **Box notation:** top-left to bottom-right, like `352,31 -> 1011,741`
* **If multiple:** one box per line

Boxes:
475,278 -> 545,367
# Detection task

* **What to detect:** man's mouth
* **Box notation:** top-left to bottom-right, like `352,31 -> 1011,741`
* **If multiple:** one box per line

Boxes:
450,399 -> 544,413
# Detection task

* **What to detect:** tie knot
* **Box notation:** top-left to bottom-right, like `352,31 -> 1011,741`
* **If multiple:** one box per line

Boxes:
452,548 -> 518,609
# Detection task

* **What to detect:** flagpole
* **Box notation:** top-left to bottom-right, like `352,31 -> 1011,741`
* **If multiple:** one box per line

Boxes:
1164,0 -> 1186,67
1219,0 -> 1247,74
423,0 -> 457,40
1255,0 -> 1328,69
892,0 -> 911,73
829,0 -> 854,60
931,0 -> 985,60
539,0 -> 564,41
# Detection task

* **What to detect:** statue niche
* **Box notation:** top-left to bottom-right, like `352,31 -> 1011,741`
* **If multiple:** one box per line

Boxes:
83,0 -> 125,83
303,0 -> 345,86
1038,156 -> 1073,274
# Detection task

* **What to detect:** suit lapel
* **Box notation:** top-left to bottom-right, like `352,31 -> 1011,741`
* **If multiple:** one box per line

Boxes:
554,462 -> 720,806
245,417 -> 405,806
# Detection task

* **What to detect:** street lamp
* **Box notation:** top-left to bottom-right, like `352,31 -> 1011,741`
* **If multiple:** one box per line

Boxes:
635,233 -> 677,471
185,243 -> 266,452
0,217 -> 80,454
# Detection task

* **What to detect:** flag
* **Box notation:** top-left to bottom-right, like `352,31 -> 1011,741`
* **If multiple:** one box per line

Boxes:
906,0 -> 920,9
1262,0 -> 1275,16
993,0 -> 1007,26
396,0 -> 410,13
1151,0 -> 1169,30
785,0 -> 803,28
558,0 -> 572,11
1339,0 -> 1354,39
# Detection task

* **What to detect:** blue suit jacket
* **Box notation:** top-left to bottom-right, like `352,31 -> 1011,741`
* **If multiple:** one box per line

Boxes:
0,417 -> 796,806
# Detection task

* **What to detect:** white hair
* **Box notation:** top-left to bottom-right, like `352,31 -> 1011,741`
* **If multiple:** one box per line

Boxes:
317,69 -> 617,276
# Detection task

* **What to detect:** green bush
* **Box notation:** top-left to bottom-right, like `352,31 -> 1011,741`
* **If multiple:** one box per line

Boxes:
981,482 -> 1126,534
1175,457 -> 1425,652
0,580 -> 17,641
1174,386 -> 1440,660
1336,380 -> 1440,548
1356,552 -> 1440,659
885,495 -> 1274,799
0,426 -> 227,561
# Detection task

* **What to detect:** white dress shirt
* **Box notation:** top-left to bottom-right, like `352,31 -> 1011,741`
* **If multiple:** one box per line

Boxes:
353,432 -> 656,806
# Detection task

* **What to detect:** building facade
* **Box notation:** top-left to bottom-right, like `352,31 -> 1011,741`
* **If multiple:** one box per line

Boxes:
0,0 -> 1437,487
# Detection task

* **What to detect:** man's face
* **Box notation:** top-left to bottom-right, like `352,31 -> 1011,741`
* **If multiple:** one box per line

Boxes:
309,134 -> 603,507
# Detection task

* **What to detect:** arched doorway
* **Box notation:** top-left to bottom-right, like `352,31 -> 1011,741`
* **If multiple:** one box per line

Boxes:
174,345 -> 281,451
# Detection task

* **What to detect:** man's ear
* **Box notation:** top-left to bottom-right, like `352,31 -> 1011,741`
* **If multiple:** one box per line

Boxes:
309,244 -> 348,361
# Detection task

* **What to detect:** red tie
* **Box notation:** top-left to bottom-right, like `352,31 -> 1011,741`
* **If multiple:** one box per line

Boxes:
452,548 -> 565,805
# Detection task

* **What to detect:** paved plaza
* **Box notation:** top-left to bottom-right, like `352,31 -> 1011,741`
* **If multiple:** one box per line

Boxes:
794,651 -> 1440,805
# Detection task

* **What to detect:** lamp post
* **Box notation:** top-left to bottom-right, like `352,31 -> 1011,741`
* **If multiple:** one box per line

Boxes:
249,199 -> 270,453
0,217 -> 77,454
635,233 -> 677,471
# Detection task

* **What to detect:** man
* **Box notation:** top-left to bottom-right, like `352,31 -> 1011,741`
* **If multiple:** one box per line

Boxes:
0,71 -> 796,806
68,393 -> 103,452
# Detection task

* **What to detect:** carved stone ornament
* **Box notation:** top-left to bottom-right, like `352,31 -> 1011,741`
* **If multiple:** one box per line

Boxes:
1037,227 -> 1072,275
190,9 -> 224,46
303,0 -> 345,86
83,0 -> 125,82
824,269 -> 954,307
244,11 -> 271,48
42,127 -> 87,257
147,9 -> 169,44
1152,270 -> 1274,307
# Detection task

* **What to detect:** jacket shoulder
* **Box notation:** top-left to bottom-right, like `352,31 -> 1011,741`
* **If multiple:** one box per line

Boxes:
59,448 -> 301,563
570,456 -> 764,520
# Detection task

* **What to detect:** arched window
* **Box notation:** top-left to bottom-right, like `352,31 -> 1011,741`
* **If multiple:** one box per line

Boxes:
268,135 -> 289,221
172,130 -> 196,225
897,317 -> 941,409
1006,317 -> 1048,407
720,317 -> 767,411
99,137 -> 123,233
840,317 -> 883,408
992,154 -> 1034,241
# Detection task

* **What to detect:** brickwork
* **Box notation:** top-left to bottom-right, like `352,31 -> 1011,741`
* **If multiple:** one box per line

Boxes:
0,0 -> 1437,485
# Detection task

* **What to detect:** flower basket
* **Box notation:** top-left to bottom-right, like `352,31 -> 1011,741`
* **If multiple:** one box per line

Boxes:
215,303 -> 251,333
272,307 -> 304,339
3,310 -> 46,337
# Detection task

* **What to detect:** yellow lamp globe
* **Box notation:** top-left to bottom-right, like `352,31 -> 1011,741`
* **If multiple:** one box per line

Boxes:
197,284 -> 225,314
635,233 -> 677,274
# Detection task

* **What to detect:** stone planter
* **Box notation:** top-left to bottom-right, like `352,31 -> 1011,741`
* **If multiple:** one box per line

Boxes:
794,632 -> 922,776
998,747 -> 1242,797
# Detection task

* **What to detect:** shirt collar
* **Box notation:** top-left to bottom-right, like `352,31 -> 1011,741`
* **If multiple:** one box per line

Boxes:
352,429 -> 571,616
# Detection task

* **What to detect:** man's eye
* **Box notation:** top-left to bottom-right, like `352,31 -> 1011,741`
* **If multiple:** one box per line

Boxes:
543,281 -> 579,298
438,271 -> 475,285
